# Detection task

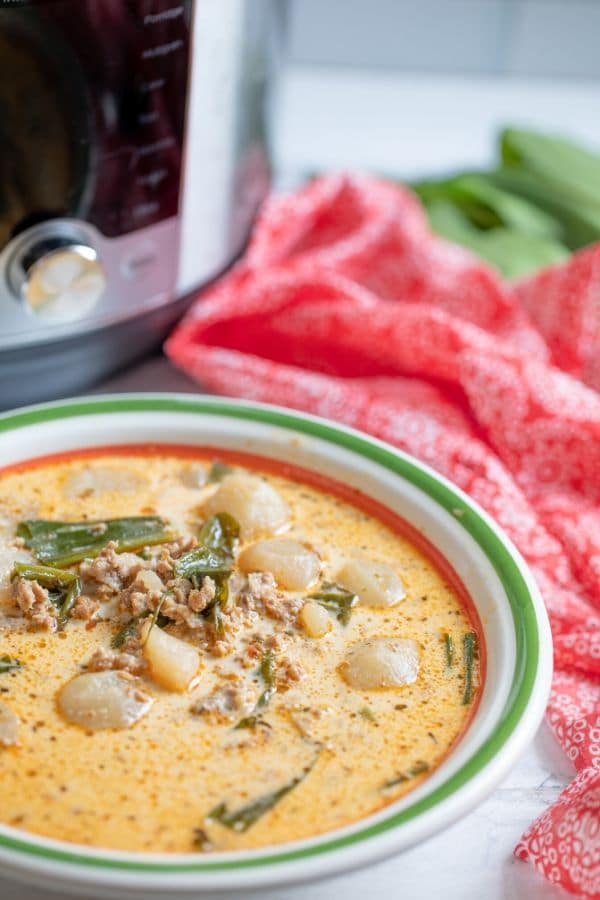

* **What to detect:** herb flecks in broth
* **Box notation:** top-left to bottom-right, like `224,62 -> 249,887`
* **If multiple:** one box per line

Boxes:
0,450 -> 480,852
381,759 -> 431,792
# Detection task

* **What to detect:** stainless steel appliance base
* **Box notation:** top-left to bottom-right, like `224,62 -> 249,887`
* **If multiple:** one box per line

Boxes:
0,294 -> 193,411
0,209 -> 255,411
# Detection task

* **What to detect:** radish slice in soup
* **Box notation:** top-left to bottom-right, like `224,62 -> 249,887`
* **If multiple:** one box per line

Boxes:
0,702 -> 19,746
205,474 -> 289,540
59,671 -> 153,730
337,557 -> 406,608
179,464 -> 208,489
299,600 -> 332,638
238,539 -> 320,590
340,639 -> 419,689
141,621 -> 200,693
0,545 -> 33,606
64,467 -> 145,499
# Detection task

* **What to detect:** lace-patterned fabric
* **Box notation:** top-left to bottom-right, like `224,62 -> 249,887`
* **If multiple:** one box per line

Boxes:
167,174 -> 600,898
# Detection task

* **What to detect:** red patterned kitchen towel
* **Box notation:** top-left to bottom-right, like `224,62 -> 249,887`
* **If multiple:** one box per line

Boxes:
166,174 -> 600,898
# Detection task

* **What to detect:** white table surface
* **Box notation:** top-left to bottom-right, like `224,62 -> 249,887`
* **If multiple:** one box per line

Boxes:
2,355 -> 570,900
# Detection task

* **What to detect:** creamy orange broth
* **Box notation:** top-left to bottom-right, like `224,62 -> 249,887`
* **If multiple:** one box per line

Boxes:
0,448 -> 481,852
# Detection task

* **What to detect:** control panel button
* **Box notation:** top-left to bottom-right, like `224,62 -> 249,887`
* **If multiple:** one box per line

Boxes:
120,241 -> 157,280
22,244 -> 106,323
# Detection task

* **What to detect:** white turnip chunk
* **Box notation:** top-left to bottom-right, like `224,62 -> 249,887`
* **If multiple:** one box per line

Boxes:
59,671 -> 153,730
299,600 -> 332,638
64,466 -> 145,499
205,474 -> 289,540
337,557 -> 405,608
141,621 -> 200,692
0,702 -> 19,746
238,539 -> 319,590
340,639 -> 419,689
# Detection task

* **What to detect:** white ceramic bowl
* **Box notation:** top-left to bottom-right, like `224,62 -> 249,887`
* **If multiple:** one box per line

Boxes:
0,395 -> 552,899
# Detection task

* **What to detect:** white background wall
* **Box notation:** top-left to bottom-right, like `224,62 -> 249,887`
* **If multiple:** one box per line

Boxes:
273,0 -> 600,183
286,0 -> 600,81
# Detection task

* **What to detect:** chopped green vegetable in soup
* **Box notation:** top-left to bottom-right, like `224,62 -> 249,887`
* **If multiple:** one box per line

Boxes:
0,449 -> 480,852
0,655 -> 22,674
462,632 -> 478,705
309,582 -> 358,625
206,753 -> 319,833
17,516 -> 173,567
12,562 -> 81,629
111,617 -> 141,649
206,460 -> 233,483
443,632 -> 455,668
381,759 -> 431,791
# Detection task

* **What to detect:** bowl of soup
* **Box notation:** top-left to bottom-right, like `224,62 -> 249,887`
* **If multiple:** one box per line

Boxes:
0,395 -> 551,897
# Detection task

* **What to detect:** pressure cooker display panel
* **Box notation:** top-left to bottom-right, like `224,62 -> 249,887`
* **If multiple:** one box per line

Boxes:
0,2 -> 192,247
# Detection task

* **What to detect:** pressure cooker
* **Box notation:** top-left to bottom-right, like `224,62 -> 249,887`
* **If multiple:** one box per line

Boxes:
0,0 -> 276,407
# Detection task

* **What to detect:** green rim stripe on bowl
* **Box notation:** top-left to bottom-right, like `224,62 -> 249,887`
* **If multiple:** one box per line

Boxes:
0,396 -> 540,872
